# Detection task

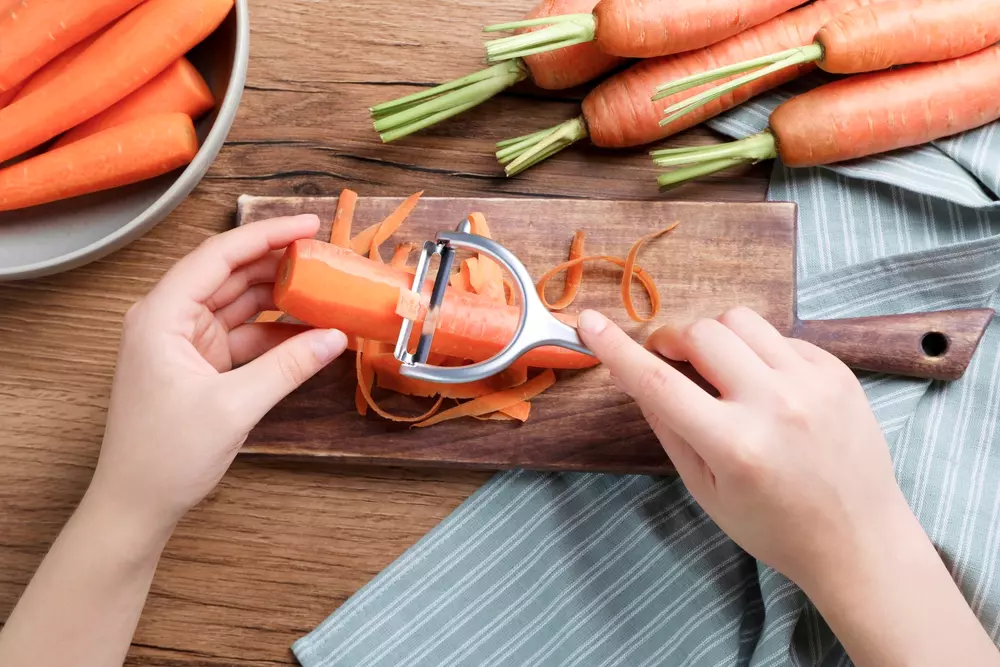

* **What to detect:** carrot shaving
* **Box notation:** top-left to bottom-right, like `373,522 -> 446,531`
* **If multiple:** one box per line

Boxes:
350,222 -> 380,255
467,212 -> 506,303
369,191 -> 423,261
414,369 -> 556,428
391,242 -> 415,268
502,277 -> 517,306
370,353 -> 528,399
473,401 -> 532,422
622,222 -> 678,322
536,256 -> 658,322
330,188 -> 358,248
543,230 -> 586,311
450,262 -> 475,292
255,310 -> 283,323
355,344 -> 444,422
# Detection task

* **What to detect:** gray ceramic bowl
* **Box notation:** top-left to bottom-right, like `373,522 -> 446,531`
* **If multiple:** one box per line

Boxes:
0,0 -> 250,281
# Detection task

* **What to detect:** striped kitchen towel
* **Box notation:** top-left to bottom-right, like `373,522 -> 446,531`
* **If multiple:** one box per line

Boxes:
293,76 -> 1000,666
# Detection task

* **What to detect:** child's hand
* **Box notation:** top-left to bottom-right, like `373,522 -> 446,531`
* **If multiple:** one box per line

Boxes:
91,215 -> 348,532
577,307 -> 910,590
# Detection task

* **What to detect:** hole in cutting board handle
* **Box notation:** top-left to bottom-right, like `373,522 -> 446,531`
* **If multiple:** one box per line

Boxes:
921,332 -> 949,358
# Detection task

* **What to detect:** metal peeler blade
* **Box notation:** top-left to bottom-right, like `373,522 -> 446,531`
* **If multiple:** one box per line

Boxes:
393,219 -> 594,384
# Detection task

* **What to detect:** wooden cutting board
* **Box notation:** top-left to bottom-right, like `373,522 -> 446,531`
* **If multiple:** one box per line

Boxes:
235,196 -> 992,474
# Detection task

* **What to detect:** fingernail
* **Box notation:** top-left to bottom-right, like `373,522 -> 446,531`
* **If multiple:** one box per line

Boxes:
312,329 -> 348,363
578,310 -> 608,335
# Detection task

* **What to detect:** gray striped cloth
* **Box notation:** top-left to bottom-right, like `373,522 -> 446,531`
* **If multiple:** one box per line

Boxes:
293,75 -> 1000,666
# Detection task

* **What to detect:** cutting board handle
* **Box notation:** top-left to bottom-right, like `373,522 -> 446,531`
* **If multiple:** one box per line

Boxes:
792,309 -> 994,381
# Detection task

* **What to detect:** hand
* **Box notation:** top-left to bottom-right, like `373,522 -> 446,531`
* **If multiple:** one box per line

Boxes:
576,306 -> 911,590
91,215 -> 348,533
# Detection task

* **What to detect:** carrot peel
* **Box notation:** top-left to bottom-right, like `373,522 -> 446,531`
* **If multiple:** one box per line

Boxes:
622,223 -> 678,321
413,369 -> 556,428
330,189 -> 358,247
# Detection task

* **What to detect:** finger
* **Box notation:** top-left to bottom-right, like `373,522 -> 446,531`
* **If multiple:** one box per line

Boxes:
715,307 -> 805,371
204,251 -> 283,312
577,310 -> 724,447
157,215 -> 320,304
228,322 -> 312,366
642,318 -> 773,398
215,283 -> 276,331
223,328 -> 348,418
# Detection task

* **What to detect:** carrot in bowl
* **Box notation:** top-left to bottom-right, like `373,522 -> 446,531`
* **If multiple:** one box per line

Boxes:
653,0 -> 1000,126
484,0 -> 809,61
0,113 -> 199,212
53,58 -> 216,149
369,0 -> 624,143
495,0 -> 872,176
10,28 -> 108,104
0,0 -> 234,165
651,45 -> 1000,187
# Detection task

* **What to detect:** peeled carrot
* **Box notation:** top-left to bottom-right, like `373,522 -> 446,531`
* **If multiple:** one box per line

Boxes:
0,0 -> 145,93
495,0 -> 872,176
11,29 -> 108,105
654,0 -> 1000,126
0,113 -> 198,212
330,189 -> 359,248
413,369 -> 556,428
485,0 -> 809,60
0,0 -> 234,165
274,240 -> 598,371
0,84 -> 19,110
52,58 -> 216,149
369,0 -> 623,143
653,45 -> 1000,186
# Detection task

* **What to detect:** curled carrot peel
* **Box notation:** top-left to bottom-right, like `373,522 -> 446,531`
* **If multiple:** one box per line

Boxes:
542,230 -> 586,310
355,346 -> 445,422
413,369 -> 556,428
391,242 -> 415,268
350,222 -> 381,255
473,401 -> 532,422
536,257 -> 660,322
370,191 -> 423,261
467,212 -> 506,303
622,222 -> 678,322
330,188 -> 358,248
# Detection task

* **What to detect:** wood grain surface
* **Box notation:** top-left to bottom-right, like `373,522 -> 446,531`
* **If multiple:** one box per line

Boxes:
0,0 -> 771,664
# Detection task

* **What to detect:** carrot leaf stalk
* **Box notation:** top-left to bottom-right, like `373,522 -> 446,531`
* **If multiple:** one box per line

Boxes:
483,14 -> 596,63
653,45 -> 822,125
496,116 -> 588,176
652,132 -> 777,189
369,61 -> 527,143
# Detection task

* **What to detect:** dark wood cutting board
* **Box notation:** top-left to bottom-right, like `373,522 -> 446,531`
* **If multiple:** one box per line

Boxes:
235,196 -> 992,474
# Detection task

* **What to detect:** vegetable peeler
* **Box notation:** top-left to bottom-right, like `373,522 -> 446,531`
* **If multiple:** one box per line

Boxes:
394,219 -> 594,384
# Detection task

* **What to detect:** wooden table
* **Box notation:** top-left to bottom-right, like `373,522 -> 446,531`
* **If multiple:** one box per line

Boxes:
0,1 -> 769,664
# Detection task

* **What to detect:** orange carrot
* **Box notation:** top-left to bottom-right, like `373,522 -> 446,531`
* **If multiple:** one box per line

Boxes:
485,0 -> 810,60
0,0 -> 234,165
274,240 -> 598,371
0,0 -> 145,93
11,29 -> 108,104
330,189 -> 359,248
653,45 -> 1000,185
0,113 -> 198,212
653,0 -> 1000,126
413,369 -> 556,428
52,57 -> 216,148
369,0 -> 623,142
542,231 -> 586,310
0,84 -> 19,110
495,0 -> 872,175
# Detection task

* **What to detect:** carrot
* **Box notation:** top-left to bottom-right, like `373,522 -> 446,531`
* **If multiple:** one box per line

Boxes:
52,57 -> 216,149
485,0 -> 810,61
330,189 -> 359,248
0,0 -> 234,165
368,0 -> 623,142
654,0 -> 1000,126
11,29 -> 108,104
0,0 -> 145,93
653,45 -> 1000,186
0,84 -> 19,110
543,231 -> 586,310
495,0 -> 873,175
273,240 -> 599,371
413,369 -> 556,428
0,113 -> 198,212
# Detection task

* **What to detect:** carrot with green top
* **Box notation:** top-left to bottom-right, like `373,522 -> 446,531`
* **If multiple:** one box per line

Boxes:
653,0 -> 1000,126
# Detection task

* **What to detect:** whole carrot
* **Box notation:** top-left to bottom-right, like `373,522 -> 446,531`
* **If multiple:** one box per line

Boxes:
496,0 -> 871,176
484,0 -> 809,61
53,58 -> 215,148
0,113 -> 199,212
274,239 -> 599,371
0,0 -> 234,165
10,28 -> 109,104
654,0 -> 1000,125
369,0 -> 623,143
652,45 -> 1000,187
0,0 -> 146,93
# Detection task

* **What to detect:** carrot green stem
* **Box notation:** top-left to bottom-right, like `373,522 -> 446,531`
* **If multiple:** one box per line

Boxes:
652,132 -> 777,188
656,44 -> 823,126
484,14 -> 596,63
496,116 -> 588,176
369,60 -> 527,143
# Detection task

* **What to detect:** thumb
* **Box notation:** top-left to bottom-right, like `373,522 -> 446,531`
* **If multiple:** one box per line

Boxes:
225,328 -> 348,418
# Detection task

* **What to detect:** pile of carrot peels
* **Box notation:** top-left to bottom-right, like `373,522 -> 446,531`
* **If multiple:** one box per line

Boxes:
258,189 -> 678,427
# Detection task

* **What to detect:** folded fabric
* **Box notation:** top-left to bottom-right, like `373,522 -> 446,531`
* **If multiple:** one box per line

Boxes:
293,76 -> 1000,667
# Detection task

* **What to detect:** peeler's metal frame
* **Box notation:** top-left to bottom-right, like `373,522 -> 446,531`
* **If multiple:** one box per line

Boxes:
394,220 -> 594,384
